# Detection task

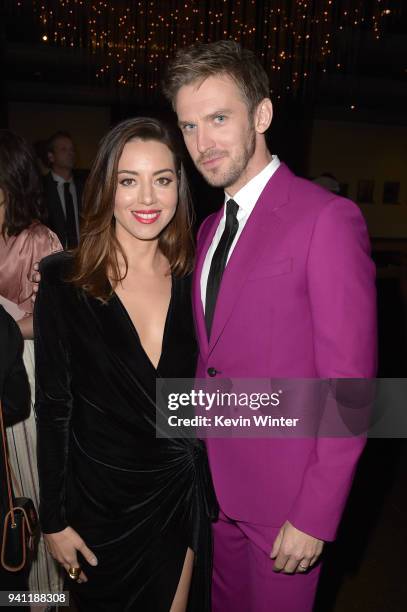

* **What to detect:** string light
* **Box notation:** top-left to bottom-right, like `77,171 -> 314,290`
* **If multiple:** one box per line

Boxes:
6,0 -> 397,101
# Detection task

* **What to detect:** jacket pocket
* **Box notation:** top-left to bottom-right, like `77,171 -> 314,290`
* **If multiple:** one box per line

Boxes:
248,257 -> 292,280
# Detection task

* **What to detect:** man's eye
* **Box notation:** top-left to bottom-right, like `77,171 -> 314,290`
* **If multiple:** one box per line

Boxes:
214,115 -> 226,123
182,124 -> 195,132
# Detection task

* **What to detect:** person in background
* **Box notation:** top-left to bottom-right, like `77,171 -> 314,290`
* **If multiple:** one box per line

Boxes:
312,172 -> 341,195
43,131 -> 86,249
0,129 -> 63,594
0,306 -> 30,609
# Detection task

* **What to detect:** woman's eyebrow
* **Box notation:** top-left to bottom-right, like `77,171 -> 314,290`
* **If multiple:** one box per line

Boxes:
117,168 -> 175,175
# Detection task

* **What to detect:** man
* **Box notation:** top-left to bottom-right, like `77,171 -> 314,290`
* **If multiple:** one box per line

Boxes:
163,41 -> 377,611
43,131 -> 85,248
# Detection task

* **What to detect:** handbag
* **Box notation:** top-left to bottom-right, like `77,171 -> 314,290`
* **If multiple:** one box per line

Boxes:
0,400 -> 39,572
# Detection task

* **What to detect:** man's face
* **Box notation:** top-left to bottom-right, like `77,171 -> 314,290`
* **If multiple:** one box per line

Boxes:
175,75 -> 257,193
48,136 -> 75,171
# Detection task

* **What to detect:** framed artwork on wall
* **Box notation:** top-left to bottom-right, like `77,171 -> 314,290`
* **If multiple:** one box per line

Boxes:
383,181 -> 400,204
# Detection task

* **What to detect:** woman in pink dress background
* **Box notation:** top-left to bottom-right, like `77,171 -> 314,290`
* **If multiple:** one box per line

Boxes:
0,129 -> 62,594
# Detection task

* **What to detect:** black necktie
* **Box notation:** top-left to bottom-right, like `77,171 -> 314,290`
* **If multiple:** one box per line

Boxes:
63,182 -> 78,249
205,198 -> 239,336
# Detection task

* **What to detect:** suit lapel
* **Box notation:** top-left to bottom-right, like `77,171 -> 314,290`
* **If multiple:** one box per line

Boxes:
208,163 -> 292,353
44,174 -> 67,246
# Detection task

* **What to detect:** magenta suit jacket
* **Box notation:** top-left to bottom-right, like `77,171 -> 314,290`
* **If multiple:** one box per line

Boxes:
193,163 -> 377,541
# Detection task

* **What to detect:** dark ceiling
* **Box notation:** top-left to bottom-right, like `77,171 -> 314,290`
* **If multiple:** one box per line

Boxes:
1,1 -> 406,125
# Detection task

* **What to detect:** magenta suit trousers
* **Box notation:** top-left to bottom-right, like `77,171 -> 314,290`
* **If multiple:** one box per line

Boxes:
212,510 -> 321,612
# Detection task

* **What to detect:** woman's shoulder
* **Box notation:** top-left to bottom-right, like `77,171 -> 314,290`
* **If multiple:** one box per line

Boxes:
40,251 -> 73,285
25,221 -> 61,244
1,222 -> 43,248
23,220 -> 48,237
16,221 -> 62,253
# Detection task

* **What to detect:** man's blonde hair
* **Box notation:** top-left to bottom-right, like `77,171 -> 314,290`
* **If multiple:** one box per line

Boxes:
163,40 -> 270,117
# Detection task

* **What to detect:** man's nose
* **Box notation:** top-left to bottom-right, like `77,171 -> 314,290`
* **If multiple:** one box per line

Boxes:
196,128 -> 215,154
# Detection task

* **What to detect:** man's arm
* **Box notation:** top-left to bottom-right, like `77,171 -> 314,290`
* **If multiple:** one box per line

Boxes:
271,197 -> 377,572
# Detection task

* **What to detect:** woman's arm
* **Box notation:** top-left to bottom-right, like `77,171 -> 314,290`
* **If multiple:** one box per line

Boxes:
34,256 -> 97,581
15,224 -> 63,321
34,259 -> 72,533
1,308 -> 30,426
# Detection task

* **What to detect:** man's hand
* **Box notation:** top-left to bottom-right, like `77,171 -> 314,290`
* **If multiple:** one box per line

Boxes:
270,521 -> 324,574
31,262 -> 41,306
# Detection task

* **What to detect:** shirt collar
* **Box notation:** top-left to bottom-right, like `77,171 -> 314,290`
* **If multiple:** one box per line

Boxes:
223,155 -> 280,214
52,171 -> 73,185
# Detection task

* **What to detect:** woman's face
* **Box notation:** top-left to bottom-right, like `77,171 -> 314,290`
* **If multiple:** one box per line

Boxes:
114,138 -> 178,244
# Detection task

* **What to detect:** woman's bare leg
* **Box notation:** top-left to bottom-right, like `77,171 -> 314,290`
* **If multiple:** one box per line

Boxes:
170,547 -> 195,612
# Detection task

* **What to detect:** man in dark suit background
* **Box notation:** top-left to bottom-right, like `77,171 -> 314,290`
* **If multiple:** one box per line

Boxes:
43,131 -> 86,248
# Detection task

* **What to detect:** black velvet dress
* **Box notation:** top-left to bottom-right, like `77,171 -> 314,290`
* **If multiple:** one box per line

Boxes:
34,252 -> 217,611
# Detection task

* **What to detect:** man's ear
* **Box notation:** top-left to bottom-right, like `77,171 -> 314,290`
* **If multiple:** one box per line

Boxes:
47,151 -> 54,166
254,98 -> 273,134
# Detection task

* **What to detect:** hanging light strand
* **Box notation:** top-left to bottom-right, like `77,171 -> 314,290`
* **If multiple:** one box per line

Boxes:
7,0 -> 398,101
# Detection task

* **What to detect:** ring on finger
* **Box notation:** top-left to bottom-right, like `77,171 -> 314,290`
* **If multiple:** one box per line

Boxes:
298,563 -> 308,571
68,566 -> 81,580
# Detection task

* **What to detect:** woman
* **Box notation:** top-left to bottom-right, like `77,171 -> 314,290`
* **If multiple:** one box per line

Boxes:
34,118 -> 217,611
0,306 -> 30,608
0,129 -> 63,594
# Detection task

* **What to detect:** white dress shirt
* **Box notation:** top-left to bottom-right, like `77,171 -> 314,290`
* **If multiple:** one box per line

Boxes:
200,155 -> 281,310
52,171 -> 80,239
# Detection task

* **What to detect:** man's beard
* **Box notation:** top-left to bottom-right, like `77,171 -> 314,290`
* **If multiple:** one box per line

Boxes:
198,128 -> 256,189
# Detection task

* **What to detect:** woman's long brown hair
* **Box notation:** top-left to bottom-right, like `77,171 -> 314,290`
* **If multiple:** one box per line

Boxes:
68,117 -> 194,300
0,130 -> 47,237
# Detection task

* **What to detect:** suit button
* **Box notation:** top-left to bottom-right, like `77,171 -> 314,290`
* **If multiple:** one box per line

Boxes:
207,367 -> 217,377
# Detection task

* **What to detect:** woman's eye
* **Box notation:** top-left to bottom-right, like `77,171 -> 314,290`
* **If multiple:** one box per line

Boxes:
120,178 -> 135,186
156,177 -> 172,186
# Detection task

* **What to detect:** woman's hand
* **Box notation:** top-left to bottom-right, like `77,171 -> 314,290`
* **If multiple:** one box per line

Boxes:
44,526 -> 98,583
31,261 -> 41,306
